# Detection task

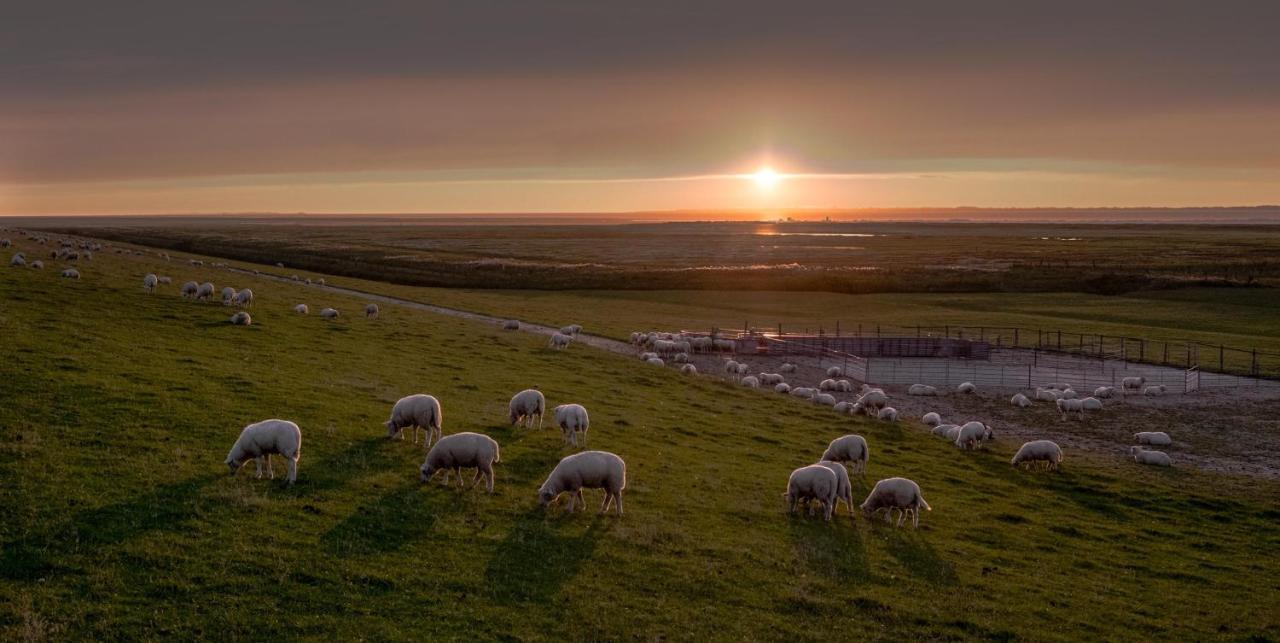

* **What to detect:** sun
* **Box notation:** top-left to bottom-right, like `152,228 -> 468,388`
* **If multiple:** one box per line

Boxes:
752,166 -> 781,189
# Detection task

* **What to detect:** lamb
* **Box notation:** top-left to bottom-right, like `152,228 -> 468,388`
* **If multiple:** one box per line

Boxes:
740,376 -> 761,388
1011,440 -> 1063,471
420,432 -> 501,492
957,382 -> 977,394
1143,385 -> 1167,397
554,404 -> 590,446
1011,393 -> 1032,408
1094,386 -> 1116,399
294,303 -> 309,314
826,366 -> 844,378
143,273 -> 159,293
860,477 -> 931,528
509,389 -> 546,429
1080,396 -> 1103,411
819,434 -> 869,474
229,311 -> 252,326
645,357 -> 665,367
780,363 -> 797,373
680,364 -> 697,375
813,393 -> 837,406
954,421 -> 994,449
921,412 -> 942,426
815,461 -> 854,517
234,289 -> 254,307
1056,398 -> 1085,420
908,384 -> 938,396
548,332 -> 573,350
502,319 -> 520,330
1122,376 -> 1146,392
784,465 -> 838,521
774,383 -> 791,394
386,394 -> 443,446
180,281 -> 198,297
538,451 -> 626,514
320,307 -> 339,319
1130,446 -> 1172,467
758,373 -> 785,386
365,303 -> 379,319
225,419 -> 302,484
195,282 -> 215,301
60,268 -> 80,279
1134,431 -> 1172,446
221,286 -> 237,304
877,407 -> 898,422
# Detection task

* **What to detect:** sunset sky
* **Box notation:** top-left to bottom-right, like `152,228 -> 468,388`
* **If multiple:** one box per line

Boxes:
4,1 -> 1279,215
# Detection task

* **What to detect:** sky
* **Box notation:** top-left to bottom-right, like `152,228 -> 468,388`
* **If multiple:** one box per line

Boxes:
3,1 -> 1279,215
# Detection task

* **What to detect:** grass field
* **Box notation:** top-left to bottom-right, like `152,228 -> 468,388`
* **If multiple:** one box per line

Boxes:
2,240 -> 1279,640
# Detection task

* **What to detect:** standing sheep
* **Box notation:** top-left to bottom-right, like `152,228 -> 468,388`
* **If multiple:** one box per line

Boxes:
420,432 -> 501,491
1130,446 -> 1172,466
784,465 -> 838,521
225,419 -> 302,484
954,421 -> 994,450
553,403 -> 590,447
143,273 -> 158,293
548,333 -> 573,350
820,434 -> 869,474
509,389 -> 546,429
1011,440 -> 1063,471
195,282 -> 215,301
320,307 -> 340,319
860,477 -> 931,528
1080,397 -> 1103,411
294,303 -> 309,314
1056,398 -> 1086,420
815,461 -> 854,518
221,286 -> 237,304
234,289 -> 254,307
1122,376 -> 1146,393
538,451 -> 626,514
1094,386 -> 1116,399
365,303 -> 379,319
180,281 -> 198,298
386,394 -> 443,446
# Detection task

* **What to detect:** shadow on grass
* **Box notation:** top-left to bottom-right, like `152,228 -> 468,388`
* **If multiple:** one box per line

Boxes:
881,529 -> 959,587
0,474 -> 219,581
320,479 -> 462,557
483,508 -> 607,604
786,509 -> 871,583
301,437 -> 396,494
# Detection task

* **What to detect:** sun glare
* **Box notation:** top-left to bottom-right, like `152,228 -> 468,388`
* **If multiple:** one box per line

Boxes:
752,166 -> 781,189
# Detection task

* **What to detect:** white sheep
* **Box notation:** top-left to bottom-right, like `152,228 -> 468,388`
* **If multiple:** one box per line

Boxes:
815,461 -> 854,517
1080,397 -> 1103,411
386,394 -> 443,446
673,352 -> 690,363
957,382 -> 977,394
221,286 -> 237,304
835,380 -> 853,392
921,412 -> 942,426
820,434 -> 869,474
234,289 -> 254,307
758,373 -> 785,386
1060,389 -> 1079,400
954,421 -> 994,449
225,419 -> 302,484
813,393 -> 837,406
317,278 -> 326,286
229,311 -> 252,326
195,282 -> 215,301
554,404 -> 590,446
856,390 -> 888,414
157,276 -> 171,284
908,384 -> 938,396
8,253 -> 24,267
877,407 -> 898,422
819,378 -> 840,392
645,357 -> 665,367
1122,376 -> 1146,392
548,332 -> 573,350
932,424 -> 961,440
180,281 -> 198,297
780,363 -> 797,374
509,389 -> 546,429
365,303 -> 379,319
29,260 -> 42,269
538,451 -> 626,514
0,238 -> 8,247
1056,398 -> 1085,420
320,307 -> 340,319
420,432 -> 501,491
559,324 -> 583,336
60,268 -> 80,279
1143,385 -> 1167,397
503,319 -> 520,330
785,465 -> 838,521
680,364 -> 697,375
1134,431 -> 1172,446
860,477 -> 931,528
789,386 -> 817,399
294,303 -> 309,314
740,376 -> 761,388
826,366 -> 843,378
1094,386 -> 1116,399
774,383 -> 791,394
1011,393 -> 1032,408
143,273 -> 158,293
1011,440 -> 1063,471
1130,446 -> 1172,466
1034,388 -> 1061,402
833,401 -> 855,414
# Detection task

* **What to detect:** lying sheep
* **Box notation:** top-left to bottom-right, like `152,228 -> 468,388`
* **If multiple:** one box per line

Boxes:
229,311 -> 252,326
1056,398 -> 1085,420
955,421 -> 994,449
1080,396 -> 1103,411
922,412 -> 942,426
29,260 -> 42,269
835,380 -> 853,392
1094,386 -> 1116,399
1122,376 -> 1146,392
826,366 -> 843,378
638,351 -> 658,361
143,273 -> 158,293
365,303 -> 379,319
1035,388 -> 1061,402
833,401 -> 855,414
957,382 -> 976,394
317,278 -> 326,286
815,461 -> 854,517
645,357 -> 665,367
789,386 -> 817,399
1144,385 -> 1167,397
1011,393 -> 1032,408
780,363 -> 797,374
820,434 -> 869,474
908,384 -> 938,396
932,424 -> 961,440
294,303 -> 309,314
60,268 -> 80,279
741,376 -> 760,388
819,378 -> 839,392
538,451 -> 626,514
774,383 -> 791,394
813,393 -> 837,406
554,404 -> 590,446
1130,446 -> 1172,467
673,352 -> 690,363
419,432 -> 501,492
386,394 -> 443,446
877,407 -> 898,422
758,373 -> 785,386
9,254 -> 25,267
548,332 -> 573,350
785,465 -> 838,521
320,307 -> 340,319
1134,431 -> 1172,446
502,319 -> 520,330
1011,440 -> 1063,471
225,419 -> 302,484
680,364 -> 697,375
181,281 -> 198,297
234,289 -> 254,307
509,389 -> 546,429
860,477 -> 931,528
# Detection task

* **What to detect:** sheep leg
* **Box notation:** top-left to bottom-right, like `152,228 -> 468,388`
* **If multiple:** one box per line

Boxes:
614,491 -> 623,515
566,491 -> 577,513
286,458 -> 297,485
266,455 -> 274,479
896,509 -> 906,528
823,500 -> 832,522
254,456 -> 264,479
600,492 -> 613,514
483,465 -> 494,493
470,469 -> 484,489
455,468 -> 465,488
580,430 -> 587,447
440,470 -> 450,486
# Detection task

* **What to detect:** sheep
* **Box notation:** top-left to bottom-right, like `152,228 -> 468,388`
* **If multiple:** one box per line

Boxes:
229,311 -> 252,326
1011,393 -> 1032,408
712,338 -> 736,353
1080,396 -> 1103,411
826,366 -> 843,378
877,407 -> 898,422
365,303 -> 379,319
740,376 -> 761,388
774,383 -> 791,394
554,404 -> 590,446
420,432 -> 501,491
60,268 -> 80,279
234,289 -> 254,307
180,281 -> 198,297
1034,388 -> 1061,402
0,238 -> 8,247
819,378 -> 840,392
1056,398 -> 1085,420
502,319 -> 520,331
29,260 -> 42,269
386,394 -> 443,446
815,461 -> 854,517
680,363 -> 697,375
290,274 -> 299,281
143,273 -> 158,293
835,380 -> 853,392
957,382 -> 977,394
548,332 -> 573,350
921,412 -> 942,426
538,450 -> 626,514
932,424 -> 961,440
638,351 -> 658,361
671,352 -> 690,364
1060,389 -> 1079,400
317,278 -> 326,286
820,434 -> 869,474
860,477 -> 931,528
1045,382 -> 1072,391
645,357 -> 665,367
305,278 -> 312,285
784,465 -> 838,521
1134,431 -> 1172,446
1094,386 -> 1116,399
833,401 -> 855,414
908,384 -> 938,396
1011,440 -> 1063,471
195,282 -> 215,301
157,276 -> 172,284
10,254 -> 25,267
221,286 -> 237,304
758,373 -> 785,386
954,421 -> 994,449
1143,385 -> 1167,397
856,390 -> 888,414
780,363 -> 797,374
559,324 -> 583,336
294,303 -> 309,314
509,389 -> 546,429
1122,376 -> 1146,392
813,393 -> 837,406
789,386 -> 817,399
1130,446 -> 1172,467
320,307 -> 340,319
225,419 -> 302,484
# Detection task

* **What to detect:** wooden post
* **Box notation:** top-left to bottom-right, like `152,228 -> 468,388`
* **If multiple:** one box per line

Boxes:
1252,348 -> 1258,377
1162,342 -> 1168,365
1057,330 -> 1062,349
1139,340 -> 1145,362
1014,328 -> 1019,346
1219,345 -> 1224,371
835,321 -> 840,337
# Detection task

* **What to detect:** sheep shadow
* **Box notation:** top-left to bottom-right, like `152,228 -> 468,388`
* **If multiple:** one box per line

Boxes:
483,508 -> 607,605
300,436 -> 398,494
785,511 -> 871,583
880,529 -> 959,587
0,474 -> 218,581
320,480 -> 461,558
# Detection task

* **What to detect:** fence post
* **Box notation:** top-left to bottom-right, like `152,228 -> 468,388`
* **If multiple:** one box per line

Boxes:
1219,345 -> 1224,372
1057,330 -> 1062,349
1027,365 -> 1032,388
1252,349 -> 1258,377
1014,328 -> 1019,346
1162,342 -> 1168,365
876,325 -> 881,338
1038,329 -> 1043,347
835,321 -> 840,337
1139,340 -> 1145,362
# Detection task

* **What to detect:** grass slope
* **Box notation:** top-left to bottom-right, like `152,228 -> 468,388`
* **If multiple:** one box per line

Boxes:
1,245 -> 1277,640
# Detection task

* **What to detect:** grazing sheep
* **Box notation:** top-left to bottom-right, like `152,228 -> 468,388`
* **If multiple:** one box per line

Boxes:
509,389 -> 546,429
645,357 -> 665,367
419,432 -> 501,491
386,394 -> 444,446
758,373 -> 785,386
860,477 -> 931,528
780,363 -> 797,374
819,378 -> 839,391
225,419 -> 302,484
180,281 -> 198,297
1056,398 -> 1086,420
1080,396 -> 1103,411
1130,446 -> 1172,467
826,366 -> 843,378
785,465 -> 838,521
320,307 -> 339,319
877,407 -> 898,422
554,404 -> 590,447
195,282 -> 215,301
741,376 -> 761,388
833,401 -> 855,414
922,412 -> 942,426
813,393 -> 837,406
908,384 -> 938,396
1143,385 -> 1167,397
1134,431 -> 1172,446
294,303 -> 309,314
10,254 -> 25,267
835,380 -> 853,392
815,461 -> 854,517
789,386 -> 817,399
229,311 -> 252,326
365,303 -> 379,319
1011,440 -> 1063,471
538,451 -> 626,514
1094,386 -> 1116,399
820,434 -> 869,474
234,289 -> 254,307
931,424 -> 961,440
856,390 -> 888,414
957,382 -> 977,394
680,363 -> 697,375
502,319 -> 520,330
724,360 -> 741,376
29,260 -> 42,269
774,383 -> 791,394
954,421 -> 994,450
559,324 -> 583,336
60,268 -> 80,279
1011,393 -> 1032,408
1034,388 -> 1061,402
221,286 -> 237,304
1122,376 -> 1146,392
548,332 -> 573,350
143,273 -> 159,293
